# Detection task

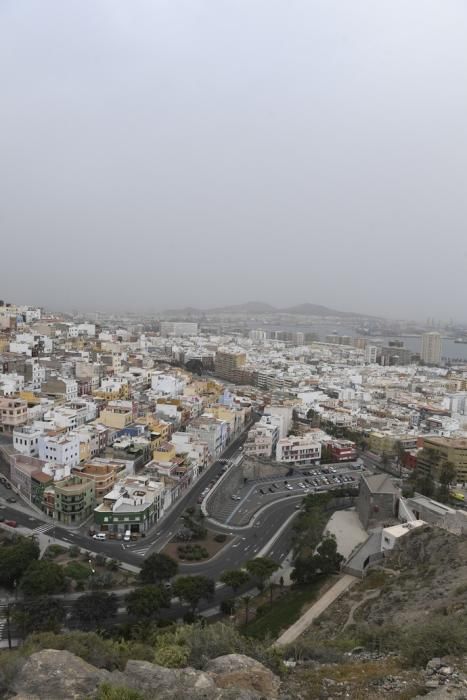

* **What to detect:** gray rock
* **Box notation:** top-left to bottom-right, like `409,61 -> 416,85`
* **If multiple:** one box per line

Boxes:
11,649 -> 110,699
119,659 -> 216,696
8,649 -> 280,700
427,658 -> 443,670
439,666 -> 453,676
206,654 -> 281,698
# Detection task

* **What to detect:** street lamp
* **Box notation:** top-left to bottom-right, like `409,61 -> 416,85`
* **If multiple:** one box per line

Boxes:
88,559 -> 95,590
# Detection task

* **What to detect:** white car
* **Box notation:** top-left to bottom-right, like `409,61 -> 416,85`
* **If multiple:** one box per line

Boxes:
298,482 -> 305,489
286,485 -> 293,490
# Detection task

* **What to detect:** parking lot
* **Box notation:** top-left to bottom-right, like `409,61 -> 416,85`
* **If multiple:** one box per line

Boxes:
209,462 -> 363,526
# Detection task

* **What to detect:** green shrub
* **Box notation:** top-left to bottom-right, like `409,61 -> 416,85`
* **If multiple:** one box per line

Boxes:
0,650 -> 25,694
214,534 -> 227,543
154,622 -> 281,673
63,561 -> 92,582
401,618 -> 467,667
44,544 -> 67,559
154,644 -> 190,668
69,545 -> 81,559
93,683 -> 145,700
280,639 -> 344,664
95,553 -> 107,567
22,632 -> 154,671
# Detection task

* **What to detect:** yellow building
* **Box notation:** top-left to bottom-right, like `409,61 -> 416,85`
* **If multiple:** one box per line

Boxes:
99,401 -> 133,430
418,437 -> 467,482
19,391 -> 42,406
93,379 -> 129,400
368,431 -> 398,456
206,406 -> 244,437
152,441 -> 176,462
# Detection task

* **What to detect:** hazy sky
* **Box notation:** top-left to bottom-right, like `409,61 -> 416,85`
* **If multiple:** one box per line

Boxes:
1,1 -> 467,320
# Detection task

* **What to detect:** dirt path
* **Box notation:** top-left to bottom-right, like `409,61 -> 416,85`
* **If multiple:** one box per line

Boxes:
342,589 -> 381,631
274,574 -> 357,646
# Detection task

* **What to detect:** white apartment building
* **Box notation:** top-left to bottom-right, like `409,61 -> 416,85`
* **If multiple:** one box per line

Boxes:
421,332 -> 442,366
160,321 -> 198,337
276,434 -> 322,465
187,416 -> 228,460
263,405 -> 294,439
0,373 -> 25,395
244,424 -> 275,458
151,372 -> 186,396
249,329 -> 267,342
171,432 -> 209,471
24,359 -> 46,390
13,426 -> 43,457
38,433 -> 81,467
364,345 -> 378,364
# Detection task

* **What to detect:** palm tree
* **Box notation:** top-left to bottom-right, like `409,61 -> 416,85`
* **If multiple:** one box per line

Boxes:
395,441 -> 405,478
241,595 -> 251,625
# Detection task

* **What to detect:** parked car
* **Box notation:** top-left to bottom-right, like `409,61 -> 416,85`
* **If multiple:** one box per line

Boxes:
4,483 -> 11,489
6,497 -> 16,503
123,530 -> 131,541
4,520 -> 17,528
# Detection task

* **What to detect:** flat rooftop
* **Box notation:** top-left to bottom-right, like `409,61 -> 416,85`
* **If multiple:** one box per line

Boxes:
383,520 -> 425,538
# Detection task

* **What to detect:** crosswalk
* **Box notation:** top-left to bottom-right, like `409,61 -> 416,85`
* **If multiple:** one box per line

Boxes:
0,605 -> 8,640
131,545 -> 153,557
31,524 -> 53,536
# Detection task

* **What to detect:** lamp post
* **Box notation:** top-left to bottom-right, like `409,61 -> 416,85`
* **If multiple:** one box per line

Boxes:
88,559 -> 95,590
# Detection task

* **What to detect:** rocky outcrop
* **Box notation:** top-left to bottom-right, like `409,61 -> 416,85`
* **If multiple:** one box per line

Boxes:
206,654 -> 281,698
8,649 -> 280,700
11,649 -> 111,699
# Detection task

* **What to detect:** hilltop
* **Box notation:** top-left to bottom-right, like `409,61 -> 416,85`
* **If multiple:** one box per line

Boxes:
281,525 -> 467,698
161,301 -> 371,318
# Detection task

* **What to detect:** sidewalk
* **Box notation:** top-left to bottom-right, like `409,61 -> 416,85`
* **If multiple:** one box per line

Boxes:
274,574 -> 357,646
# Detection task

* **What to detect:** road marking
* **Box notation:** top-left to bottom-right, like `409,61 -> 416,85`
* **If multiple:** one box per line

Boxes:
31,524 -> 52,535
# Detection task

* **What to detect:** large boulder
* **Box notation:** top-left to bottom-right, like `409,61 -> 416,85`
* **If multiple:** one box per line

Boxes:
118,660 -> 215,696
205,654 -> 281,698
9,649 -> 280,700
11,649 -> 110,699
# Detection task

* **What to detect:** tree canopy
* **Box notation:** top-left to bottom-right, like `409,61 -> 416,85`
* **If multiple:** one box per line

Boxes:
125,585 -> 171,619
0,536 -> 40,589
292,534 -> 344,584
19,560 -> 67,597
139,553 -> 178,585
172,575 -> 215,612
220,569 -> 250,592
245,558 -> 279,591
13,597 -> 66,637
72,591 -> 118,630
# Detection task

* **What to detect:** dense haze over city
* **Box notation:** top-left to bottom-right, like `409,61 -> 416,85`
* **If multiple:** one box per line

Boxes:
2,1 -> 467,318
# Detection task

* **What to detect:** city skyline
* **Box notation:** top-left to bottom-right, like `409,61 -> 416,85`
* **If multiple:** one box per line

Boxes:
2,1 -> 467,319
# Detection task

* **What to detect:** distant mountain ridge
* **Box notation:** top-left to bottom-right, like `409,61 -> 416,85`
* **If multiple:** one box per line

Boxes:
161,301 -> 370,318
